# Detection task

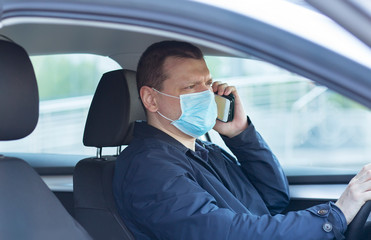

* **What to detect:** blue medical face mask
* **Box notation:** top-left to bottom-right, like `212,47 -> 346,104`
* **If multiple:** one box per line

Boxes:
153,88 -> 217,138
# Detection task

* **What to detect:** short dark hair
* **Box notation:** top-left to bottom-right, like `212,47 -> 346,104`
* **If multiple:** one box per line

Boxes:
136,41 -> 204,92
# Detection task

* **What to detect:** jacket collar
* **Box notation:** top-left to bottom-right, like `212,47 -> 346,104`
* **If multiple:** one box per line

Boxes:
133,121 -> 210,155
133,121 -> 189,153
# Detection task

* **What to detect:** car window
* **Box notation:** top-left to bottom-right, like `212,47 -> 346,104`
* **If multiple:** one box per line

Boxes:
205,56 -> 371,176
0,54 -> 121,155
2,53 -> 369,175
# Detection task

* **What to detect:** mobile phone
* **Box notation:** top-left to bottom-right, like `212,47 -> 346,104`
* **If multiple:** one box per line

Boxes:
214,93 -> 234,122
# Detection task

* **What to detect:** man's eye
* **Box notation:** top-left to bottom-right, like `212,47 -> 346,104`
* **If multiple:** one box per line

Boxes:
186,85 -> 195,89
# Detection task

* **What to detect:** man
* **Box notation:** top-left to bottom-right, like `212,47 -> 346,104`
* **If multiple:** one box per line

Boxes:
113,40 -> 371,239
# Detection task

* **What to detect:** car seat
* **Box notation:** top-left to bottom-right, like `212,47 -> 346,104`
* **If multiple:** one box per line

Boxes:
73,69 -> 145,240
0,37 -> 92,240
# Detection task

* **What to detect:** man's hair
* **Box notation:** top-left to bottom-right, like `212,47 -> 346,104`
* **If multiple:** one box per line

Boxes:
136,41 -> 204,92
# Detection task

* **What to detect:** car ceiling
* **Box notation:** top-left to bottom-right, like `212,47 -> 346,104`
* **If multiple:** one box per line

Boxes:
0,20 -> 236,70
0,0 -> 242,70
0,22 -> 171,69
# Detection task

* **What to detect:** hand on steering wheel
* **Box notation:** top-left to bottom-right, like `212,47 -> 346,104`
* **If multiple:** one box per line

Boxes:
345,201 -> 371,240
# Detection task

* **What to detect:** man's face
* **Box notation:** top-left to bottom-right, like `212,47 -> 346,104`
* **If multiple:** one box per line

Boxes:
156,56 -> 213,121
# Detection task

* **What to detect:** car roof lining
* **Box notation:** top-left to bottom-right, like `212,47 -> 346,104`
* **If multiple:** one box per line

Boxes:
0,17 -> 245,70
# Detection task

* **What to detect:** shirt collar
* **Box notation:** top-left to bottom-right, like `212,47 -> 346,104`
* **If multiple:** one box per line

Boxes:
194,141 -> 210,161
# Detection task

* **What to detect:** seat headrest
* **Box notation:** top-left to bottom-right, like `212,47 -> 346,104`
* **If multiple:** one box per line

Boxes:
83,69 -> 145,148
0,39 -> 39,140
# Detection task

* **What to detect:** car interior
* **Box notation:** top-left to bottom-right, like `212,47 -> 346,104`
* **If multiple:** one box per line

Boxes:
1,36 -> 369,239
1,0 -> 371,239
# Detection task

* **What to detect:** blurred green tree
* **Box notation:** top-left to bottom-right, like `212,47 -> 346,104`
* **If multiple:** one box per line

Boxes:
31,54 -> 120,100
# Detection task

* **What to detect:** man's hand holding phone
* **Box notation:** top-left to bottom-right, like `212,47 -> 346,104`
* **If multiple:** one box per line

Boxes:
212,81 -> 248,138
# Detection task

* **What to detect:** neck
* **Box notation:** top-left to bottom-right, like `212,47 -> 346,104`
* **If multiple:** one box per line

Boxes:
148,116 -> 196,151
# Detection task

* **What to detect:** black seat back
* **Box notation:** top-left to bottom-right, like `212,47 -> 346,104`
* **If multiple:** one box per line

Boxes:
74,69 -> 145,240
74,159 -> 134,240
0,39 -> 38,140
0,38 -> 91,240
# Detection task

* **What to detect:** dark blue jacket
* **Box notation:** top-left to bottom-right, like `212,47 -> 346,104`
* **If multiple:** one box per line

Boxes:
113,121 -> 346,239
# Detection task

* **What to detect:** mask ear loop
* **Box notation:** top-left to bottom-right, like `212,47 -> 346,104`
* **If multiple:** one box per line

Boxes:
152,88 -> 179,122
157,111 -> 175,122
152,88 -> 180,99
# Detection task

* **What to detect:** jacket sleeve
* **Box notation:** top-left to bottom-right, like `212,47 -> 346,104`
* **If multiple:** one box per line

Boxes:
221,119 -> 290,214
117,151 -> 346,240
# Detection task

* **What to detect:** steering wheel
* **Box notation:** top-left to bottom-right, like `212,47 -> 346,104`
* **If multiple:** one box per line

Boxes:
345,201 -> 371,240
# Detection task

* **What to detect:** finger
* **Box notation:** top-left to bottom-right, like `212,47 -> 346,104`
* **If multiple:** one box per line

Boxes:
358,170 -> 371,184
216,83 -> 229,95
211,81 -> 221,92
346,176 -> 371,203
357,176 -> 371,194
354,164 -> 371,183
220,85 -> 234,95
216,83 -> 237,96
360,163 -> 371,172
365,190 -> 371,202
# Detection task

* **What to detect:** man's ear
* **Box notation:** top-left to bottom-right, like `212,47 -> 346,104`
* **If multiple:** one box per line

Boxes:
140,86 -> 158,113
